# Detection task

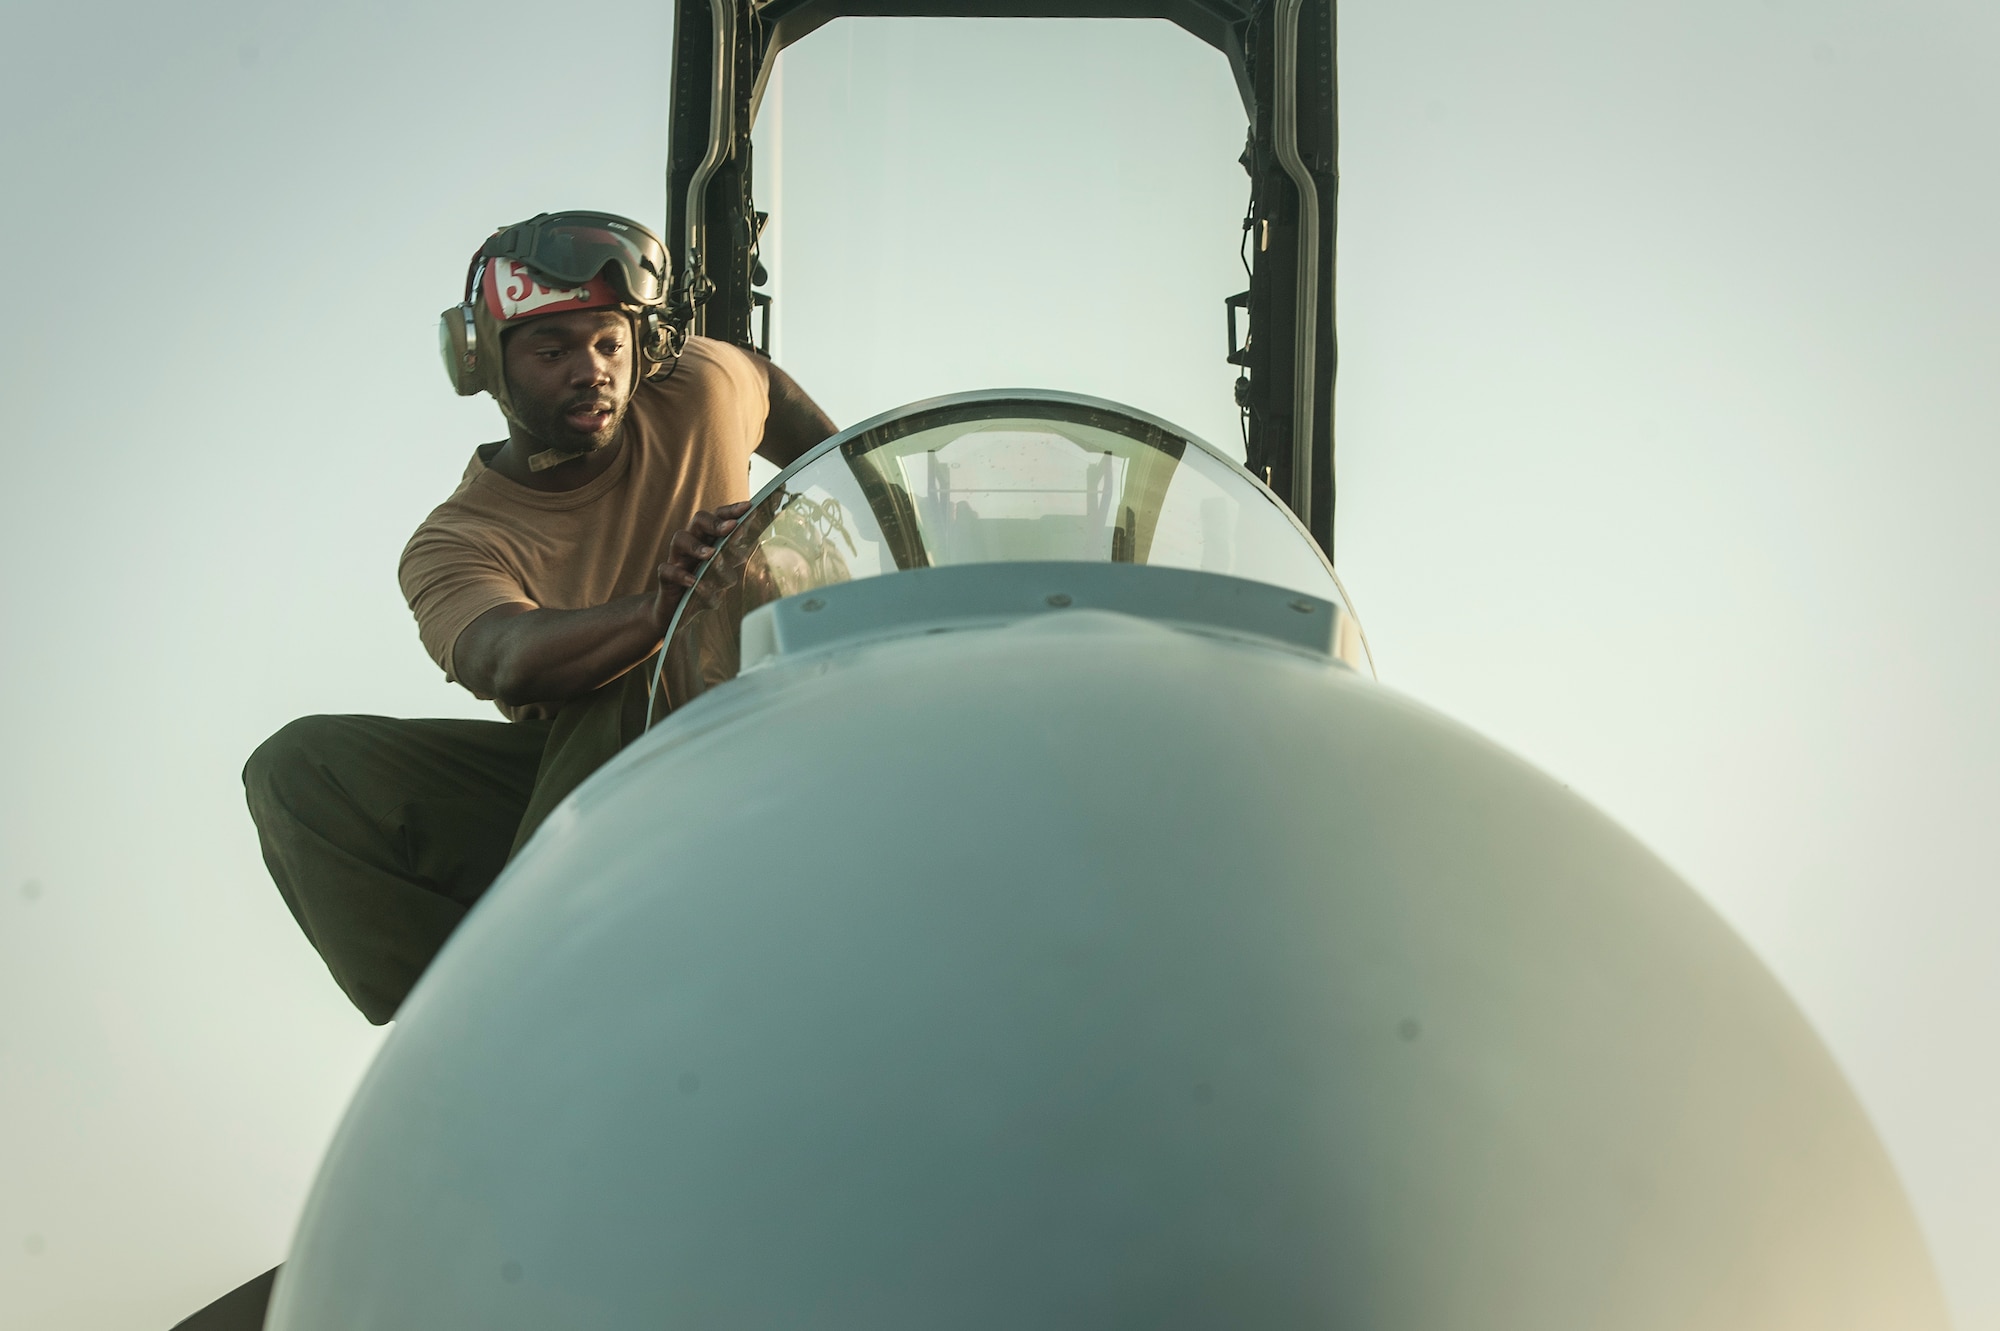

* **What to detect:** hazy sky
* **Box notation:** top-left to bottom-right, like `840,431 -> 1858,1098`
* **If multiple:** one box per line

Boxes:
1,1 -> 1995,1327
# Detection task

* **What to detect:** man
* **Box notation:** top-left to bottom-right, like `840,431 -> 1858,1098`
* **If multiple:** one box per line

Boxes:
244,211 -> 835,1024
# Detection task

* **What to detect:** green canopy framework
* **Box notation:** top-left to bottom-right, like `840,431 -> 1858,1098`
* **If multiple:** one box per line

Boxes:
665,0 -> 1339,555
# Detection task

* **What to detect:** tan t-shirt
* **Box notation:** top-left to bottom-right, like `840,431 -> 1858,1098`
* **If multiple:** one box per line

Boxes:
399,336 -> 771,717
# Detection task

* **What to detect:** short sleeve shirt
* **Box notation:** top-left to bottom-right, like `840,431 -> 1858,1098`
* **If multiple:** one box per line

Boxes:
399,337 -> 770,718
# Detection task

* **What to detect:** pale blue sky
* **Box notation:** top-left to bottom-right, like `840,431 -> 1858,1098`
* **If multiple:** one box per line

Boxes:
1,1 -> 1995,1327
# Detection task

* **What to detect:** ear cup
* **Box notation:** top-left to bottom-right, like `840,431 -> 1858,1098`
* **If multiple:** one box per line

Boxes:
437,304 -> 481,396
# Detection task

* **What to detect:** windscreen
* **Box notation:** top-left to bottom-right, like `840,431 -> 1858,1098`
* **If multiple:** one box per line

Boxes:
653,395 -> 1351,716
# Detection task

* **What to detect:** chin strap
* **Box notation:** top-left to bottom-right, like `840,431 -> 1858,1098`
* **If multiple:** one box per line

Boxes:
526,446 -> 591,473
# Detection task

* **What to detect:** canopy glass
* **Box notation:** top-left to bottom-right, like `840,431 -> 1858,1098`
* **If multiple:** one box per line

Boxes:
653,392 -> 1360,716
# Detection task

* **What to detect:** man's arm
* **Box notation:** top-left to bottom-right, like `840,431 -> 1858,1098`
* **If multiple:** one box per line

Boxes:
453,503 -> 750,708
756,361 -> 837,468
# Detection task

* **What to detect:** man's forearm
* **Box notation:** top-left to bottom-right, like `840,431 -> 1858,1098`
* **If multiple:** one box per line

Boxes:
455,594 -> 662,708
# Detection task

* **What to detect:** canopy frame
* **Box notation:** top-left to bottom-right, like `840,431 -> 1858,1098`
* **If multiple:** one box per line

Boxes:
665,0 -> 1339,553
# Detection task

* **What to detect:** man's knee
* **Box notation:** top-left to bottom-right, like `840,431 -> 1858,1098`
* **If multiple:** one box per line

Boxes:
243,715 -> 350,821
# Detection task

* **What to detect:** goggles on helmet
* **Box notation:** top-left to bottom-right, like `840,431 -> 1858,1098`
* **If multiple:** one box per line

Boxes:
476,211 -> 670,308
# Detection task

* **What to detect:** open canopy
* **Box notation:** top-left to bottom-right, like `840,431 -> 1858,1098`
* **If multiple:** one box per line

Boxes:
748,0 -> 1260,108
663,0 -> 1341,554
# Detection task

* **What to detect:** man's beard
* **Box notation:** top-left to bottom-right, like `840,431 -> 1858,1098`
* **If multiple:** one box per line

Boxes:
513,386 -> 633,460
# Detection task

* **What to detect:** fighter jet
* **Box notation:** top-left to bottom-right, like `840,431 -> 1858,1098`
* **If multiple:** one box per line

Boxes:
176,0 -> 1951,1326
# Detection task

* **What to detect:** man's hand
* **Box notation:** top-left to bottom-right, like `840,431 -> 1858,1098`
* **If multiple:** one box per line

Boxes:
652,501 -> 752,628
454,501 -> 759,709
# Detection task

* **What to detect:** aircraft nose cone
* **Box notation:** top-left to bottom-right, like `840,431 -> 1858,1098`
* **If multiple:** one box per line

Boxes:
268,605 -> 1949,1331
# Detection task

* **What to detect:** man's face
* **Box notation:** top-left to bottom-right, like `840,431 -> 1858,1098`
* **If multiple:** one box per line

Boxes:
501,309 -> 637,452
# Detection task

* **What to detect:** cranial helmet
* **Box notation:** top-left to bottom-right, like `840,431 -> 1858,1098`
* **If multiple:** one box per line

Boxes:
437,211 -> 684,423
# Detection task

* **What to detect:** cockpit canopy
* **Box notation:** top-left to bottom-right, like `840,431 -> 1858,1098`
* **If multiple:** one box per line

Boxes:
655,391 -> 1365,715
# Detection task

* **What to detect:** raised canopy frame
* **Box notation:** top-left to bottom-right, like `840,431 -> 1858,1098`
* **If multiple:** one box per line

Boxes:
664,0 -> 1339,554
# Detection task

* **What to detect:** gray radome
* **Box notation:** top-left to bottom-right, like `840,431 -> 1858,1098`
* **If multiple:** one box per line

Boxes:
268,570 -> 1948,1330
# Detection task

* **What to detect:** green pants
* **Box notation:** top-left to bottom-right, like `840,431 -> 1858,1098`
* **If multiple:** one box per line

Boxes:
243,667 -> 652,1025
